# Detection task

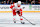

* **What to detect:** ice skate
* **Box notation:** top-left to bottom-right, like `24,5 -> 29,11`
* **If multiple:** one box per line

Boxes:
21,22 -> 25,24
14,21 -> 16,23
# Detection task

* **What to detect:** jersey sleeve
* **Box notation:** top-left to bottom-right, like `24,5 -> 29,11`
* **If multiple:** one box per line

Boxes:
10,4 -> 15,9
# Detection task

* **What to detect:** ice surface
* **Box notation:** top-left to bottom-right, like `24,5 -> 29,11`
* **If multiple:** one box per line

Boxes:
0,23 -> 40,27
0,13 -> 40,27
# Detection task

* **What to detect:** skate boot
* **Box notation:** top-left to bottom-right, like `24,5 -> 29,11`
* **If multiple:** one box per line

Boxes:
13,18 -> 16,23
14,21 -> 16,23
21,22 -> 25,24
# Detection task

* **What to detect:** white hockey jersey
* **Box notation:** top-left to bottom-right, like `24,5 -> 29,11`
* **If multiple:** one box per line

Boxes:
12,3 -> 22,10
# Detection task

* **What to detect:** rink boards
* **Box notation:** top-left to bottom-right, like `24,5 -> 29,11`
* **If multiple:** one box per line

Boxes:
0,5 -> 40,13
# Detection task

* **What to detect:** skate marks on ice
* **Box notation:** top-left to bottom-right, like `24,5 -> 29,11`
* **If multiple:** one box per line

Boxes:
0,13 -> 40,25
0,19 -> 39,25
0,24 -> 39,27
0,17 -> 40,25
0,23 -> 40,27
0,17 -> 35,25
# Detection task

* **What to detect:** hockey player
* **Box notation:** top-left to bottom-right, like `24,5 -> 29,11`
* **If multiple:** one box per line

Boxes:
10,1 -> 25,24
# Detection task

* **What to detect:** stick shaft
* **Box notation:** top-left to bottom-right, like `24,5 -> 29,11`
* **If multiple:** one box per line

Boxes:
22,16 -> 35,25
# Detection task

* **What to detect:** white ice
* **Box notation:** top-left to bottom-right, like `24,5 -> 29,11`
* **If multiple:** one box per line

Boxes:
0,12 -> 40,27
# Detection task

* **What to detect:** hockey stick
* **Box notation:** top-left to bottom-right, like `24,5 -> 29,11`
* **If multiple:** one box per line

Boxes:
22,16 -> 36,25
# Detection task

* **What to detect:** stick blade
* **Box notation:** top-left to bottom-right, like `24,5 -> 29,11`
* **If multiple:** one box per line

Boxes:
31,23 -> 36,25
